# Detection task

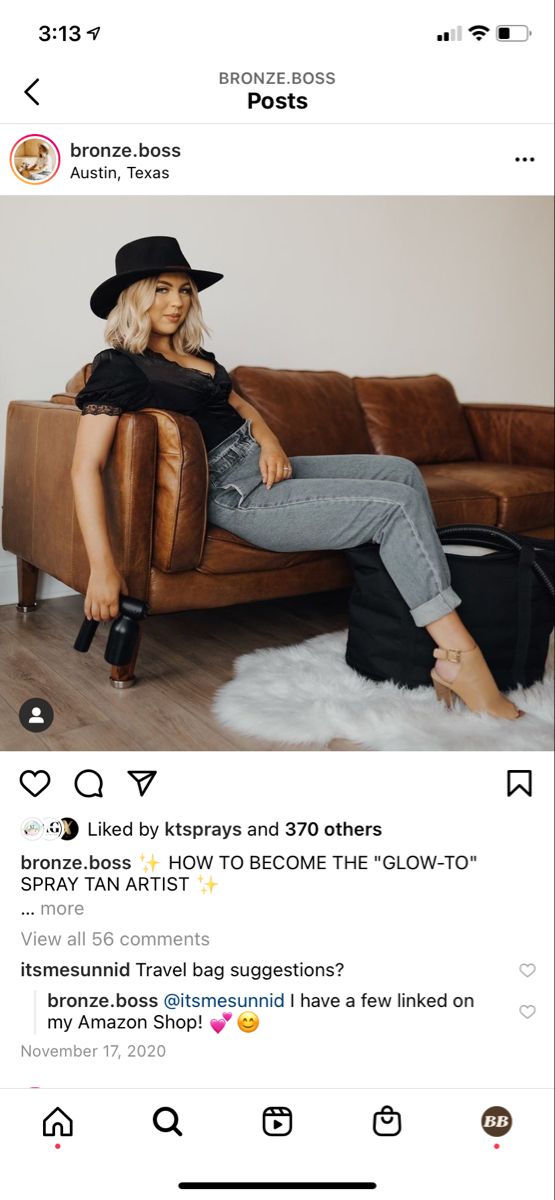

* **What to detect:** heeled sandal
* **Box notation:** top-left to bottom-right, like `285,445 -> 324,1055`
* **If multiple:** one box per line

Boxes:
431,646 -> 524,720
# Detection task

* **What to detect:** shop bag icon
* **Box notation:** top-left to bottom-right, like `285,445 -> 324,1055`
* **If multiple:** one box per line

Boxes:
373,1105 -> 402,1136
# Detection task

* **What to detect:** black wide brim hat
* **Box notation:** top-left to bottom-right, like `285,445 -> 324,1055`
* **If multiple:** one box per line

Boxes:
90,235 -> 223,318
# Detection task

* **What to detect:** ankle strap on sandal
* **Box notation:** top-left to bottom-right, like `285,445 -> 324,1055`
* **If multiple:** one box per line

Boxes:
433,645 -> 477,663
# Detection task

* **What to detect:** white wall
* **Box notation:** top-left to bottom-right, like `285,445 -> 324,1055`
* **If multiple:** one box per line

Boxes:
0,196 -> 553,603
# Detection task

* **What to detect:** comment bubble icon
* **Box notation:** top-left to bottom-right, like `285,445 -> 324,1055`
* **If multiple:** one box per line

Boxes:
74,769 -> 103,798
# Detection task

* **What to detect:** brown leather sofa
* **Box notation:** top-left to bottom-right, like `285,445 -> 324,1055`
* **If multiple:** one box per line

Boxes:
3,365 -> 553,684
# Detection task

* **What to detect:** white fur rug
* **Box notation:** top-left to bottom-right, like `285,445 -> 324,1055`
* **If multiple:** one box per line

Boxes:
214,631 -> 554,751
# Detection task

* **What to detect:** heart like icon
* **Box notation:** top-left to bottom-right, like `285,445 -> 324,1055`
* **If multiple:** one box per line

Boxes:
223,1013 -> 232,1022
210,1019 -> 227,1034
519,963 -> 536,977
20,770 -> 51,797
519,1004 -> 536,1019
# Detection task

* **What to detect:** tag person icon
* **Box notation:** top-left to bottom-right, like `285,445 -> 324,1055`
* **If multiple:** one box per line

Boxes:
18,697 -> 54,732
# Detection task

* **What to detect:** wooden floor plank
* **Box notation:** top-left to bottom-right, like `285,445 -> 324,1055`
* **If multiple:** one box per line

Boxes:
0,691 -> 51,750
0,639 -> 108,730
0,590 -> 354,752
43,721 -> 146,752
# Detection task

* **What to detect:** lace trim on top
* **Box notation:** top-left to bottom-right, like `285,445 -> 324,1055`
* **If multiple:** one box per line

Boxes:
80,402 -> 123,416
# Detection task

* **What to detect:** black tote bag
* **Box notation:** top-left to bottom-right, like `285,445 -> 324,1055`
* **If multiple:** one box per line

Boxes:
345,525 -> 555,691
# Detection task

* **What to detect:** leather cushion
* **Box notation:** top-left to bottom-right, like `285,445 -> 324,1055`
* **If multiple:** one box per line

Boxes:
147,555 -> 352,613
420,468 -> 498,525
199,525 -> 332,575
464,404 -> 554,469
423,462 -> 555,531
2,402 -> 156,599
148,410 -> 208,573
354,374 -> 477,464
231,366 -> 370,457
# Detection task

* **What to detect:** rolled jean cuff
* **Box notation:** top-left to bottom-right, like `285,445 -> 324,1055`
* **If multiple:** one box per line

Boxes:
410,585 -> 462,628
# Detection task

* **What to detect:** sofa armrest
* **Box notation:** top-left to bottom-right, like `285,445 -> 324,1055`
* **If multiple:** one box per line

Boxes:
2,401 -> 158,597
146,409 -> 209,572
463,403 -> 554,468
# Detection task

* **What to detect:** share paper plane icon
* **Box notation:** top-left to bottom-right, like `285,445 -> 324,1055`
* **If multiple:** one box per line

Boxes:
127,770 -> 157,797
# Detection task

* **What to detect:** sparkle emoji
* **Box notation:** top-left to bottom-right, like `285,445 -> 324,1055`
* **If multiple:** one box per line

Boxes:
198,875 -> 218,895
237,1011 -> 259,1034
139,853 -> 159,874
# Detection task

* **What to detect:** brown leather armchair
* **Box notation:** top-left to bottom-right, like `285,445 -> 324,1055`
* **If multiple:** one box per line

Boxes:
3,365 -> 553,685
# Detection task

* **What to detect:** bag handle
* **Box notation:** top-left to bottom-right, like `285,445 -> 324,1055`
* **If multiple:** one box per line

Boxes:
438,524 -> 554,600
513,544 -> 534,683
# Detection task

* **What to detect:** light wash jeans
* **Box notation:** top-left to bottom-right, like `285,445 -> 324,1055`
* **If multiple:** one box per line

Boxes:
207,421 -> 461,627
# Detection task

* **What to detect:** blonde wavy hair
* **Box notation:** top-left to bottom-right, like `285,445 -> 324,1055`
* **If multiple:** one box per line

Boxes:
105,275 -> 209,354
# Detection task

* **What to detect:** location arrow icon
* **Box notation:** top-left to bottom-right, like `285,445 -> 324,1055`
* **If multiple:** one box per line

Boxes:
127,770 -> 157,797
24,78 -> 40,105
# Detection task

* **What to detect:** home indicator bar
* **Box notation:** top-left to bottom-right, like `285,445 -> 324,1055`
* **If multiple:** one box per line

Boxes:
177,1186 -> 377,1192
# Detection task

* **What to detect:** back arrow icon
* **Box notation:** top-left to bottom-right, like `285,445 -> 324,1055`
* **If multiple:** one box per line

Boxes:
24,78 -> 40,105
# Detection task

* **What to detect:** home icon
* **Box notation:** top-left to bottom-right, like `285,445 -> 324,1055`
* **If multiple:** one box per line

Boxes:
43,1108 -> 73,1137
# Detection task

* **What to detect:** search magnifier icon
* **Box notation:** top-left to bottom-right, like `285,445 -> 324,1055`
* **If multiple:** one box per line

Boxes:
153,1107 -> 183,1136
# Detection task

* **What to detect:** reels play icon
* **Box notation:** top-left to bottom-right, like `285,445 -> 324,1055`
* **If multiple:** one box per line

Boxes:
262,1106 -> 293,1136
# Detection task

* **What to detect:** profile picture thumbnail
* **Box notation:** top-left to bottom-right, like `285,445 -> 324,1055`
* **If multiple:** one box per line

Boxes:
10,134 -> 60,185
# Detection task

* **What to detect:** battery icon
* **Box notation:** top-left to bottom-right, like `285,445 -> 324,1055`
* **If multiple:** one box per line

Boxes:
496,25 -> 531,41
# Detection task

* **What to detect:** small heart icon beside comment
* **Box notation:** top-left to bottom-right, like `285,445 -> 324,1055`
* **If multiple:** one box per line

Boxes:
519,1005 -> 536,1019
20,770 -> 51,797
223,1013 -> 232,1022
210,1019 -> 227,1034
519,963 -> 536,978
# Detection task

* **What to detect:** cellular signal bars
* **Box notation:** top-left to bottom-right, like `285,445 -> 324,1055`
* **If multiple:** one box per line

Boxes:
437,27 -> 463,41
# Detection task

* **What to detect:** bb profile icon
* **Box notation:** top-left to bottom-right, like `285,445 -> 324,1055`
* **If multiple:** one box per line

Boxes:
481,1106 -> 512,1136
10,134 -> 60,185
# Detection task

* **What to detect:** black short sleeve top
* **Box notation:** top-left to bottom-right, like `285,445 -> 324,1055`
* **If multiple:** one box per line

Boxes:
75,347 -> 244,452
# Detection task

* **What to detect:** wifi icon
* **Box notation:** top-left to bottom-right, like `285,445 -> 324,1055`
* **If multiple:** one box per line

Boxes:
469,25 -> 490,40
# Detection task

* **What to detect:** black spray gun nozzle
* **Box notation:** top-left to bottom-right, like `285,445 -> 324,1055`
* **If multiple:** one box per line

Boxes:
74,595 -> 148,665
